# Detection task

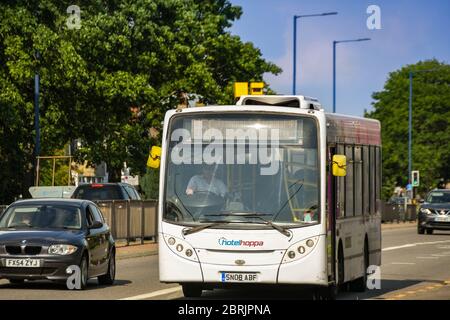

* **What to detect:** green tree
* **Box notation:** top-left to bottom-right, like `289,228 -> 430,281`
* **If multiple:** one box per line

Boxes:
366,59 -> 450,199
0,0 -> 281,203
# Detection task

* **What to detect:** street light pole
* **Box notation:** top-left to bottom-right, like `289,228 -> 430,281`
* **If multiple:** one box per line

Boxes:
332,38 -> 371,113
293,16 -> 297,96
408,71 -> 413,185
292,12 -> 338,95
333,41 -> 336,113
34,52 -> 40,159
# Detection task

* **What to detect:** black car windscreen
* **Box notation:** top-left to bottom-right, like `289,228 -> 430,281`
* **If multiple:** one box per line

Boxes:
73,185 -> 123,200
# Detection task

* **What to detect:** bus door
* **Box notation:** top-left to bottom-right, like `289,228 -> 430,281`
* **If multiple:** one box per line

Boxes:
327,145 -> 338,284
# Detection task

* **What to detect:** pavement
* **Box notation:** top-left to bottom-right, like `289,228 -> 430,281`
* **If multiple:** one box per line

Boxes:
1,221 -> 450,300
116,241 -> 158,260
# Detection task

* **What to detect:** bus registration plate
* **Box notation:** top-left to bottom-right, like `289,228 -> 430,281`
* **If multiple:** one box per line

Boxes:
221,272 -> 258,283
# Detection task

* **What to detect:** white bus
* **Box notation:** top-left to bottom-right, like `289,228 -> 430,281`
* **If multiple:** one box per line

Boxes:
156,95 -> 382,299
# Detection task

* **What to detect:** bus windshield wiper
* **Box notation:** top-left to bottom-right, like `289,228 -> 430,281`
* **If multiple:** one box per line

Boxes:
204,212 -> 291,237
182,221 -> 232,236
242,214 -> 291,237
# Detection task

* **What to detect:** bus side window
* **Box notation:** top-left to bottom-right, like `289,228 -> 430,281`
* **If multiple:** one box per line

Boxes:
354,147 -> 362,216
375,147 -> 382,214
337,144 -> 345,218
345,145 -> 354,217
370,146 -> 376,215
363,146 -> 370,215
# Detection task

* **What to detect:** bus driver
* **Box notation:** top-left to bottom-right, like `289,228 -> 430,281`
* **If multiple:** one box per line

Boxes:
186,165 -> 227,198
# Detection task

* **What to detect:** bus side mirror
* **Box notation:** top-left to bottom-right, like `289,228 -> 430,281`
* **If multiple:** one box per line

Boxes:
147,146 -> 162,169
332,155 -> 347,177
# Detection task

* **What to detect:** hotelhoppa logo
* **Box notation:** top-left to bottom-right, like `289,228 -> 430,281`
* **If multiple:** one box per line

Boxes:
170,124 -> 281,176
218,237 -> 264,247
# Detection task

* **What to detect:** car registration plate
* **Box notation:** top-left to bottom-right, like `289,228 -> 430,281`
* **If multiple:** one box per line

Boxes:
221,272 -> 258,283
5,259 -> 41,268
435,216 -> 450,222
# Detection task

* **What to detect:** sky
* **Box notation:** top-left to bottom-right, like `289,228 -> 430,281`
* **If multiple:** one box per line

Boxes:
228,0 -> 450,116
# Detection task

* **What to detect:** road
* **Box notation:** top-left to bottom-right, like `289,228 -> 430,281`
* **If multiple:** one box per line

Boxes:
0,225 -> 450,300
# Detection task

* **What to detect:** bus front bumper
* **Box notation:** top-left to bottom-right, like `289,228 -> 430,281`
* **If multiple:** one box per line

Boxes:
160,235 -> 328,286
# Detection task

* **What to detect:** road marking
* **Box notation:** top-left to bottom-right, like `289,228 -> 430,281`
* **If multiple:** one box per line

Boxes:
383,240 -> 450,252
391,262 -> 416,265
416,256 -> 439,259
119,286 -> 182,300
385,280 -> 450,300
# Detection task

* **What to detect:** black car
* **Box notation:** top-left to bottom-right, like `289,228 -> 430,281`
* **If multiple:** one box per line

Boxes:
418,189 -> 450,235
71,183 -> 141,201
0,199 -> 115,289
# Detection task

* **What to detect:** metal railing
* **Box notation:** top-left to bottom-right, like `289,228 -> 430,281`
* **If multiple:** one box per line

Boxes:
95,200 -> 158,244
381,202 -> 417,223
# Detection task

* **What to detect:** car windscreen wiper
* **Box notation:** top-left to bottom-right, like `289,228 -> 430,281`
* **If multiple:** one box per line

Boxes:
182,221 -> 232,236
204,212 -> 291,237
7,224 -> 35,229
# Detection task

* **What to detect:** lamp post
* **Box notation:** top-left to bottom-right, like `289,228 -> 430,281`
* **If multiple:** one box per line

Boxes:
34,51 -> 41,159
292,12 -> 338,95
332,38 -> 371,113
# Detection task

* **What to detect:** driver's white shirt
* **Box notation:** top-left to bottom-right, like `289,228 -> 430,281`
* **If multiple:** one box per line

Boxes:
186,175 -> 227,197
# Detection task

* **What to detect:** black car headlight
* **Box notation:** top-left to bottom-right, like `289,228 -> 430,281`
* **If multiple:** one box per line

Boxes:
48,244 -> 78,255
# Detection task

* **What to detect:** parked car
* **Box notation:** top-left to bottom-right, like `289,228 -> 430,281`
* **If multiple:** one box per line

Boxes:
0,198 -> 115,289
71,183 -> 141,201
418,189 -> 450,235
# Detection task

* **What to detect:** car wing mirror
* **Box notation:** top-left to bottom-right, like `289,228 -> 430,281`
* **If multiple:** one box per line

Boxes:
89,221 -> 103,229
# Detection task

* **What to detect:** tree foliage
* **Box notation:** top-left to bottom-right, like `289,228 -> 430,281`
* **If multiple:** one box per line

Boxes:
0,0 -> 281,203
366,59 -> 450,199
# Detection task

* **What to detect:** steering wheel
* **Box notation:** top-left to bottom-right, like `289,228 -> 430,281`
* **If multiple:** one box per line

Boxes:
184,191 -> 225,209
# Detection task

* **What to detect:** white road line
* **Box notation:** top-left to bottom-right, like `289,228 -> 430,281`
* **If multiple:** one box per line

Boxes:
416,256 -> 439,259
383,240 -> 450,252
119,286 -> 182,300
391,262 -> 416,265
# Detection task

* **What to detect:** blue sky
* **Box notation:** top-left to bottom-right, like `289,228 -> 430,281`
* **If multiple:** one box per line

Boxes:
228,0 -> 450,116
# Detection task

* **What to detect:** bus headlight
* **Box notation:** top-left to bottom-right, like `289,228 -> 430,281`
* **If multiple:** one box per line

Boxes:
163,234 -> 199,262
282,236 -> 319,264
